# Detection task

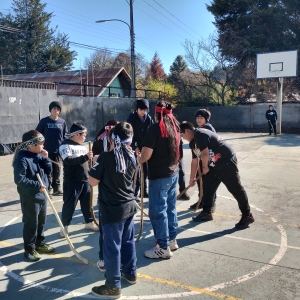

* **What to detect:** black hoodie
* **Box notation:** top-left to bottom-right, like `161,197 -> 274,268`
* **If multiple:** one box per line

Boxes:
13,150 -> 52,203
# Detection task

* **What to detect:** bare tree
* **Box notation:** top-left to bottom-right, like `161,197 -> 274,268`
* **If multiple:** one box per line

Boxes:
183,33 -> 235,106
83,48 -> 115,69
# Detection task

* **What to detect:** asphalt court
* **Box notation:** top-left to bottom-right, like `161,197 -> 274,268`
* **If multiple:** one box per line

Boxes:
0,133 -> 300,300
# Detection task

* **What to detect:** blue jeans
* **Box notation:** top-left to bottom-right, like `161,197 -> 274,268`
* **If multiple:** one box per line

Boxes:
102,216 -> 137,289
148,173 -> 178,249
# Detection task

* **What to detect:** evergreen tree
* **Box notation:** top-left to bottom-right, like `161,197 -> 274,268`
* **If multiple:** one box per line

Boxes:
168,55 -> 187,85
148,52 -> 166,81
0,0 -> 76,74
206,0 -> 300,66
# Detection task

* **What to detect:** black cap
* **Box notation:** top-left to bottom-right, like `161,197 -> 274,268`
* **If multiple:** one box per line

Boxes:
49,101 -> 62,112
136,99 -> 149,110
195,109 -> 211,122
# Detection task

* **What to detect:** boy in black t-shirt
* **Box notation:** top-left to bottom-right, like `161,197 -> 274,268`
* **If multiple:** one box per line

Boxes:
89,122 -> 137,299
180,121 -> 254,229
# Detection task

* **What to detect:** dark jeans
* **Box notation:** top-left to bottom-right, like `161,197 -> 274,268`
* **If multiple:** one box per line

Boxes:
61,181 -> 93,226
98,208 -> 103,261
202,159 -> 250,216
135,162 -> 148,196
48,153 -> 61,191
20,198 -> 47,252
268,120 -> 277,134
178,158 -> 187,192
102,216 -> 137,289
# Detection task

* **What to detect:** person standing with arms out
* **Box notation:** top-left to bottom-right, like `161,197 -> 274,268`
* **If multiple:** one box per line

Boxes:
36,101 -> 68,197
265,105 -> 277,135
138,100 -> 180,259
127,99 -> 154,199
13,130 -> 54,261
59,123 -> 98,238
89,122 -> 137,299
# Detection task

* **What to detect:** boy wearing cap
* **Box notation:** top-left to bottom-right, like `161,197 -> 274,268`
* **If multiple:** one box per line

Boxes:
36,101 -> 68,197
59,123 -> 98,237
189,109 -> 217,210
127,99 -> 154,198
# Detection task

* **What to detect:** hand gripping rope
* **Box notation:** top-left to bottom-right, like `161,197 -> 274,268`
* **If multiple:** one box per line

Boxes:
88,141 -> 99,227
36,174 -> 89,264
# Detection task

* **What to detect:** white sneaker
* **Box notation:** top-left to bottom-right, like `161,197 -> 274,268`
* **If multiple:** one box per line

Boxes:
97,260 -> 106,272
169,239 -> 179,251
144,244 -> 173,259
85,222 -> 99,231
60,226 -> 68,238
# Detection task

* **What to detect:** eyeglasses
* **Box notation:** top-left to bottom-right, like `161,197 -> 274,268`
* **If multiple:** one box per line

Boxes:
105,125 -> 115,131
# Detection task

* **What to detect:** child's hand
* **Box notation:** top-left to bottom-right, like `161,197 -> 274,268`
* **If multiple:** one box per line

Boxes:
39,184 -> 46,192
136,154 -> 141,164
135,148 -> 140,156
87,151 -> 93,159
41,149 -> 48,158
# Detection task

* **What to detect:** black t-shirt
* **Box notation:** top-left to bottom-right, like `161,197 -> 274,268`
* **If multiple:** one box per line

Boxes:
194,128 -> 235,169
142,123 -> 179,180
88,151 -> 137,224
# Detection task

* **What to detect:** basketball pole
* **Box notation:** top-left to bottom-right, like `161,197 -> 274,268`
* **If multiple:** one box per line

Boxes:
276,77 -> 283,134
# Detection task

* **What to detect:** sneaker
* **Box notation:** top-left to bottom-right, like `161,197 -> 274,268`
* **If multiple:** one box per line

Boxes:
60,225 -> 68,238
85,222 -> 99,231
169,239 -> 179,251
52,188 -> 63,196
121,271 -> 137,284
144,244 -> 173,259
91,285 -> 121,299
24,249 -> 41,261
235,213 -> 255,229
192,211 -> 213,222
97,260 -> 106,272
36,243 -> 55,253
178,193 -> 190,200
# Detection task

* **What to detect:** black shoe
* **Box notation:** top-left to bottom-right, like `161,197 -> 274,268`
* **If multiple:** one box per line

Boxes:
52,188 -> 63,196
192,211 -> 213,222
121,271 -> 137,284
235,213 -> 255,229
268,133 -> 271,136
143,191 -> 149,198
178,193 -> 190,200
190,201 -> 203,210
91,285 -> 121,298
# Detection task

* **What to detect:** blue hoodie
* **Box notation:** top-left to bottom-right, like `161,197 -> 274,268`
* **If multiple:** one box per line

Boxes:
13,150 -> 52,203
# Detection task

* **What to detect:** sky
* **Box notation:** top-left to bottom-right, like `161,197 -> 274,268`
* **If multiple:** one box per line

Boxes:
0,0 -> 216,74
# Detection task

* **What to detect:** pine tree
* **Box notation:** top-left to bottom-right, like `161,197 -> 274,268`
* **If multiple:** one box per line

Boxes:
0,0 -> 76,74
148,52 -> 166,81
206,0 -> 300,66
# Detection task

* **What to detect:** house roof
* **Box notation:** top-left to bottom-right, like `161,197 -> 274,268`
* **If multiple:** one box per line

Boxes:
3,68 -> 131,97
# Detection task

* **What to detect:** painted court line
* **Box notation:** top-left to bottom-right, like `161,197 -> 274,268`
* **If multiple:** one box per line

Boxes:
0,199 -> 288,299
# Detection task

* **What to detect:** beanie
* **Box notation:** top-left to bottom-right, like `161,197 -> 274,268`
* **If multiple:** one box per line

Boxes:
195,109 -> 211,122
136,99 -> 149,110
49,101 -> 62,112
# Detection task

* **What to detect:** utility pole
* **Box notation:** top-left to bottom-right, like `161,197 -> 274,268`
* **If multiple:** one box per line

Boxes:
129,0 -> 136,98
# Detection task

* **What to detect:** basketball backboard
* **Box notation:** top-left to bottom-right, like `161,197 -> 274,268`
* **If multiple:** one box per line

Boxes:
256,50 -> 298,79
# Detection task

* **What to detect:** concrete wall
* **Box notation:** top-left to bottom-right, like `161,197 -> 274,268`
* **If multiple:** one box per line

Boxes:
0,86 -> 58,144
1,85 -> 299,145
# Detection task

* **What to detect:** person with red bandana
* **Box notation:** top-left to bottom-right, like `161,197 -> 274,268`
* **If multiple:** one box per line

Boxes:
138,100 -> 180,259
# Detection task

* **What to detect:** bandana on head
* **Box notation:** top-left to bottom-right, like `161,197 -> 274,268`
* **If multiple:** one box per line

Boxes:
12,134 -> 45,165
66,129 -> 87,138
111,132 -> 135,173
155,106 -> 180,158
